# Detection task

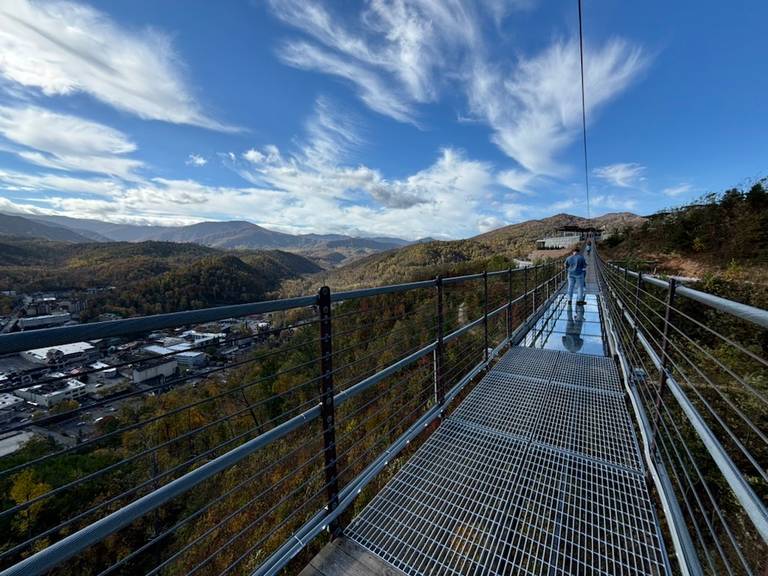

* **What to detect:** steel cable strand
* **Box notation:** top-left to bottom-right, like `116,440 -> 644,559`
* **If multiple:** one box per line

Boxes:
183,391 -> 436,576
656,397 -> 754,573
606,266 -> 768,371
329,299 -> 437,341
0,332 -> 322,435
334,364 -> 433,436
212,395 -> 437,576
0,390 -> 328,561
148,370 -> 437,576
92,431 -> 325,576
647,327 -> 768,481
608,271 -> 768,405
654,419 -> 728,575
0,376 -> 326,522
333,336 -> 438,396
0,344 -> 325,478
0,316 -> 324,397
331,321 -> 439,385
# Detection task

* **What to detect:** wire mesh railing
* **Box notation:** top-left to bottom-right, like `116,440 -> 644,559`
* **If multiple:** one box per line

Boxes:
596,251 -> 768,576
0,262 -> 564,576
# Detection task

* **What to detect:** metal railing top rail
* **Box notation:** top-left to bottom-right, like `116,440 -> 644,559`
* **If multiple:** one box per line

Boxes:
0,263 -> 554,356
0,262 -> 565,576
608,262 -> 768,329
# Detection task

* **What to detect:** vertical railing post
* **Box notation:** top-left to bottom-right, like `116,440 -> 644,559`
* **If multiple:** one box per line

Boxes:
483,270 -> 489,362
649,278 -> 677,457
633,271 -> 643,345
523,265 -> 529,319
506,267 -> 513,342
318,286 -> 341,537
532,264 -> 538,314
434,276 -> 445,406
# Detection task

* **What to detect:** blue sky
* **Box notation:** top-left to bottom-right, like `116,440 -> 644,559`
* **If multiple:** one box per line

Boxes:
0,0 -> 765,240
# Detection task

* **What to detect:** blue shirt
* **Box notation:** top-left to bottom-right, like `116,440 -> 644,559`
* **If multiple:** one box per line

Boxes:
565,254 -> 587,276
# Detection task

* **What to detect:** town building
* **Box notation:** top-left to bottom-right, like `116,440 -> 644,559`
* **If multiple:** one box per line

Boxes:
15,377 -> 87,408
0,393 -> 23,411
129,356 -> 177,385
18,312 -> 71,330
175,351 -> 208,368
142,344 -> 207,369
180,330 -> 226,347
0,392 -> 24,425
22,342 -> 97,367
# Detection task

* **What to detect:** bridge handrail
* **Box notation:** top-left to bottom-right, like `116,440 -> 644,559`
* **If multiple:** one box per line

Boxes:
607,262 -> 768,329
597,251 -> 768,575
0,263 -> 557,356
0,263 -> 565,576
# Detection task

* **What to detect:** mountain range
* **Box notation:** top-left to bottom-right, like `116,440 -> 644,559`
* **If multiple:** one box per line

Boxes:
284,212 -> 647,292
0,211 -> 644,271
0,213 -> 411,267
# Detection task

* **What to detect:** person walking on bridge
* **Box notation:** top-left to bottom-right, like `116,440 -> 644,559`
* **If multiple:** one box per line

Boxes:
565,246 -> 587,305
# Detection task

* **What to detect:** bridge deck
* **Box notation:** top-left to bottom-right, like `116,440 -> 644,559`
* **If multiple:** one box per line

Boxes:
308,257 -> 671,575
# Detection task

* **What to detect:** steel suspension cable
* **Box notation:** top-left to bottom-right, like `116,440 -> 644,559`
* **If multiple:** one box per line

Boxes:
578,0 -> 591,220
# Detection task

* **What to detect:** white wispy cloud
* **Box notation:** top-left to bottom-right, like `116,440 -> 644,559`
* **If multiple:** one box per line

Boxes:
662,183 -> 692,197
186,154 -> 208,167
236,98 -> 508,219
477,215 -> 505,232
547,199 -> 579,212
468,39 -> 647,176
238,97 -> 430,209
268,0 -> 486,124
0,0 -> 235,131
0,169 -> 125,196
278,40 -> 417,123
0,105 -> 142,178
302,96 -> 361,167
0,151 -> 499,238
497,168 -> 536,194
0,93 -> 500,238
0,100 -> 509,239
593,162 -> 646,188
591,194 -> 638,211
268,1 -> 647,189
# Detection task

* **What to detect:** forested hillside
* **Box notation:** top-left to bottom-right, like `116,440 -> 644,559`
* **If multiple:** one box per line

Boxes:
601,180 -> 768,283
283,212 -> 646,294
474,212 -> 644,250
0,239 -> 322,319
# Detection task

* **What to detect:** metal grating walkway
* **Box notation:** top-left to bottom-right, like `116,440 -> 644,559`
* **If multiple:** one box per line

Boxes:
344,273 -> 671,575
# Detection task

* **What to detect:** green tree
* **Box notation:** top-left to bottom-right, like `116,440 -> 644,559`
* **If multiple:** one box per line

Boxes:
9,469 -> 51,537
